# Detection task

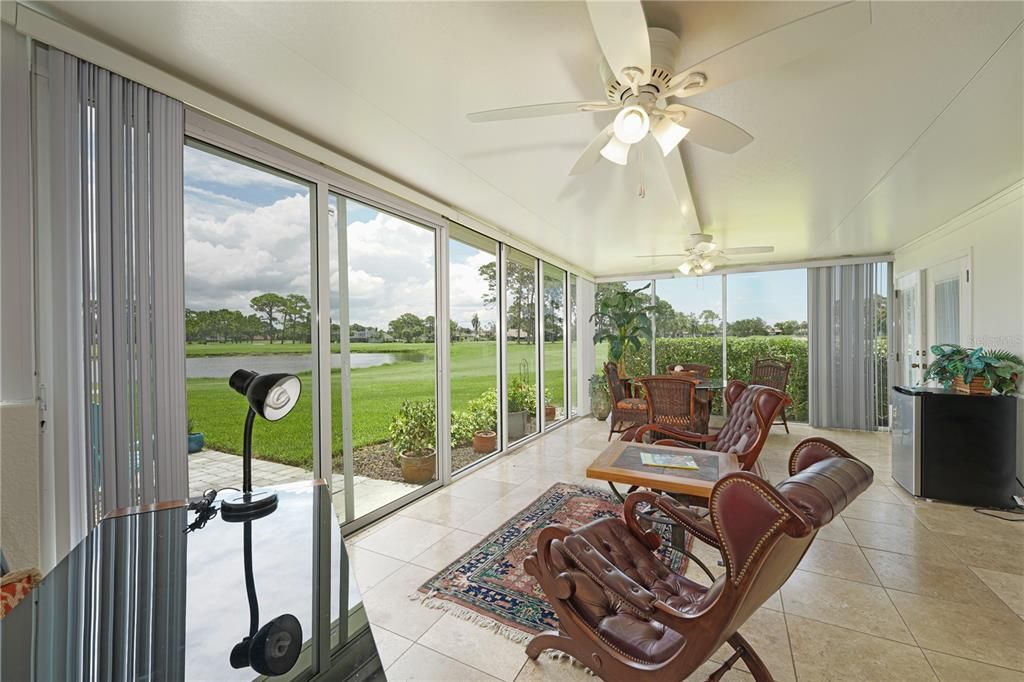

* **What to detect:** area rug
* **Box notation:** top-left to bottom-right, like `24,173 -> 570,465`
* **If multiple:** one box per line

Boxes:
416,482 -> 692,643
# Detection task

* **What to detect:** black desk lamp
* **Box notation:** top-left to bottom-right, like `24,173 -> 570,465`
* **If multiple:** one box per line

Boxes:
221,369 -> 301,522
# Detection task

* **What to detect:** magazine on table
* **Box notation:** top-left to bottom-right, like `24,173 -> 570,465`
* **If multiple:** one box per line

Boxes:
639,451 -> 699,470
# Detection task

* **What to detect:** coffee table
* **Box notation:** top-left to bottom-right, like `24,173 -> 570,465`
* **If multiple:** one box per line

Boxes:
587,441 -> 741,578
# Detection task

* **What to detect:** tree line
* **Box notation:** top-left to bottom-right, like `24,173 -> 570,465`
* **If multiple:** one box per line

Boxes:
186,292 -> 311,344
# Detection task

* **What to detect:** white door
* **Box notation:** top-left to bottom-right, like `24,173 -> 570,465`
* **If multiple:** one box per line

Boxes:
925,258 -> 971,364
895,271 -> 924,386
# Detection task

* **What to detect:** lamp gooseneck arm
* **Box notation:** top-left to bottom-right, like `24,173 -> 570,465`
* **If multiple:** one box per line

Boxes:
242,408 -> 257,494
243,520 -> 259,638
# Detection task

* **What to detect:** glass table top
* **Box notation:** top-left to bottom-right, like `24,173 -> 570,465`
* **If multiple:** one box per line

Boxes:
1,481 -> 380,681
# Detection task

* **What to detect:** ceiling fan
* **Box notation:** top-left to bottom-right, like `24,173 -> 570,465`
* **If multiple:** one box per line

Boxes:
637,232 -> 775,275
467,1 -> 871,176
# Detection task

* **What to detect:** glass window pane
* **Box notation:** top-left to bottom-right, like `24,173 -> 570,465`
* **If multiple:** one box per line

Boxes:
569,274 -> 579,416
655,276 -> 724,411
506,248 -> 538,443
725,269 -> 808,422
345,198 -> 437,517
184,140 -> 314,496
543,263 -> 566,426
449,227 -> 500,471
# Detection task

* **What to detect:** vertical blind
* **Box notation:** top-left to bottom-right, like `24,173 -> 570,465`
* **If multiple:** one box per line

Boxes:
39,45 -> 186,532
807,263 -> 889,430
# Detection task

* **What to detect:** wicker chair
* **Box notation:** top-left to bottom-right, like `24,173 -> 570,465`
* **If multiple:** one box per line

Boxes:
634,375 -> 699,440
631,380 -> 790,476
751,357 -> 793,433
524,438 -> 874,681
665,363 -> 711,379
604,362 -> 647,441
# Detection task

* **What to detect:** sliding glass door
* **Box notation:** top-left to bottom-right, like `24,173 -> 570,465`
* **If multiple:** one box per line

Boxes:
505,248 -> 539,444
569,274 -> 579,417
340,197 -> 438,519
449,224 -> 500,472
542,263 -> 567,426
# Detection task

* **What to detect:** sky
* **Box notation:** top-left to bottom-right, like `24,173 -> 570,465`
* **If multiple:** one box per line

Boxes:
641,269 -> 807,325
184,143 -> 497,330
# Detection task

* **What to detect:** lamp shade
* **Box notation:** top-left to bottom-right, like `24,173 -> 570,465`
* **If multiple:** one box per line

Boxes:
229,369 -> 301,422
651,116 -> 690,156
600,136 -> 631,166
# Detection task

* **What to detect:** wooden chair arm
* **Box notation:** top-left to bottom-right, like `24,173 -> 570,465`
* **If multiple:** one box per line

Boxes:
560,534 -> 658,616
624,491 -> 721,550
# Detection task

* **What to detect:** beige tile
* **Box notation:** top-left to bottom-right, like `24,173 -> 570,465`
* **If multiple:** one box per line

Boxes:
856,483 -> 904,504
370,624 -> 413,669
447,476 -> 521,502
786,614 -> 937,681
863,547 -> 1009,608
399,491 -> 492,527
971,566 -> 1024,616
914,503 -> 1024,542
361,564 -> 444,640
841,498 -> 919,526
814,516 -> 858,545
780,570 -> 915,644
888,590 -> 1024,671
347,545 -> 406,592
798,539 -> 879,584
419,614 -> 529,681
711,608 -> 796,682
933,530 -> 1024,576
844,518 -> 956,563
354,516 -> 453,561
386,643 -> 501,681
924,650 -> 1024,682
410,529 -> 485,571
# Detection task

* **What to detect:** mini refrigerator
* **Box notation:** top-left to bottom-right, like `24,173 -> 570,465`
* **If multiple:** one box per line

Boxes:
890,386 -> 1019,508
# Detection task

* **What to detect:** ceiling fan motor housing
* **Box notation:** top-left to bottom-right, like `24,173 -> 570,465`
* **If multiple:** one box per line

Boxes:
600,27 -> 679,104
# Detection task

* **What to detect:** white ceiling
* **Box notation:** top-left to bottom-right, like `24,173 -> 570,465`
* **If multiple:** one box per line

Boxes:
32,1 -> 1024,277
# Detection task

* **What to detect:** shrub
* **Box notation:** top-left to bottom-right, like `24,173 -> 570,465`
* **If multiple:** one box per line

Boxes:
450,410 -> 476,446
507,376 -> 537,413
389,399 -> 436,460
464,388 -> 498,433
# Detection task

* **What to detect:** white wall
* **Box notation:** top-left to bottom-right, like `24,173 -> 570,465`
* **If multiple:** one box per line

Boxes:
1,21 -> 41,571
894,181 -> 1024,479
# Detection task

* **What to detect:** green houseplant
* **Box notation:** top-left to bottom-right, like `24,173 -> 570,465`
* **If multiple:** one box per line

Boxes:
591,283 -> 654,374
922,344 -> 1024,396
389,399 -> 437,484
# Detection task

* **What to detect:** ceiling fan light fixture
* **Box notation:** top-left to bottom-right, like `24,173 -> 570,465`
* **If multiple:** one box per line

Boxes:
651,116 -> 690,156
699,258 -> 715,274
678,261 -> 693,275
599,136 -> 631,166
612,105 -> 649,145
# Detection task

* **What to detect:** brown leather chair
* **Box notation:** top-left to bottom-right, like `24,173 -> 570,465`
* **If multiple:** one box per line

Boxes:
631,380 -> 789,476
524,438 -> 873,681
605,362 -> 647,441
635,375 -> 699,439
666,363 -> 711,380
751,357 -> 793,433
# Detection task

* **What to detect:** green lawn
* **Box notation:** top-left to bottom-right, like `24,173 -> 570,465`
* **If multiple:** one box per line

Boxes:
185,341 -> 436,357
187,340 -> 569,468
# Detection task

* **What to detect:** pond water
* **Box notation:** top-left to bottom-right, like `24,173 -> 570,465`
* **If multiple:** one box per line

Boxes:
186,352 -> 429,378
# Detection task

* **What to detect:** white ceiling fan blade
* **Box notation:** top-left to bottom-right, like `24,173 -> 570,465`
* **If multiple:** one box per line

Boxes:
658,140 -> 700,234
667,0 -> 871,98
721,246 -> 775,255
669,102 -> 753,154
467,101 -> 616,123
569,124 -> 615,175
586,1 -> 651,86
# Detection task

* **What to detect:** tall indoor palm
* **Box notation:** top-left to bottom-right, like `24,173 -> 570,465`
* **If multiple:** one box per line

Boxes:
591,283 -> 654,374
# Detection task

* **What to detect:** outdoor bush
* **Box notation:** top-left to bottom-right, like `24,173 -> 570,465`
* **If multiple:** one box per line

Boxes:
464,388 -> 498,433
389,399 -> 436,461
450,410 -> 476,446
508,376 -> 544,413
625,336 -> 811,421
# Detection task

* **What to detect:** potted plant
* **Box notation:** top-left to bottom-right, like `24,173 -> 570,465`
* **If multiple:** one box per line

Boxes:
389,399 -> 437,484
589,374 -> 611,421
187,417 -> 205,454
507,377 -> 537,441
465,388 -> 498,453
590,283 -> 654,375
922,344 -> 1024,396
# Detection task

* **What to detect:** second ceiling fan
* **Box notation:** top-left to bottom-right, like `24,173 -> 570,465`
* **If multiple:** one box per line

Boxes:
467,0 -> 870,176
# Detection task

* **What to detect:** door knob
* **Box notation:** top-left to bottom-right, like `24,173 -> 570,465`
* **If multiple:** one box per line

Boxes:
911,363 -> 921,369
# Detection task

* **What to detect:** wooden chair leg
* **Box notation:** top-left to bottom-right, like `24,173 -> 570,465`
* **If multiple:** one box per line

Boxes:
727,632 -> 775,682
526,632 -> 573,660
781,409 -> 789,434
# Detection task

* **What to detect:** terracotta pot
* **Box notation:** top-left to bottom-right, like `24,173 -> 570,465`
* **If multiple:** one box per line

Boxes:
545,404 -> 557,420
472,430 -> 497,454
953,375 -> 990,395
399,449 -> 436,484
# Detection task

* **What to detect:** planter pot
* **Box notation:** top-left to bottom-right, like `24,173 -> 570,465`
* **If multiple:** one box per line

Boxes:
187,432 -> 205,454
545,404 -> 557,421
472,430 -> 497,454
953,376 -> 991,395
590,386 -> 611,422
399,450 -> 436,485
508,410 -> 529,442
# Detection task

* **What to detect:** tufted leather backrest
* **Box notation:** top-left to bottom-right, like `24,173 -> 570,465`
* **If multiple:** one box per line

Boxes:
713,382 -> 789,470
604,362 -> 627,404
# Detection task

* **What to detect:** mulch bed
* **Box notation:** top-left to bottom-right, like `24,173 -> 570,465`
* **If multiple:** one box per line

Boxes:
333,443 -> 495,482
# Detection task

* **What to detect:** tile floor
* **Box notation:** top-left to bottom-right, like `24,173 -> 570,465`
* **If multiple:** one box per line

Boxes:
346,418 -> 1024,682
